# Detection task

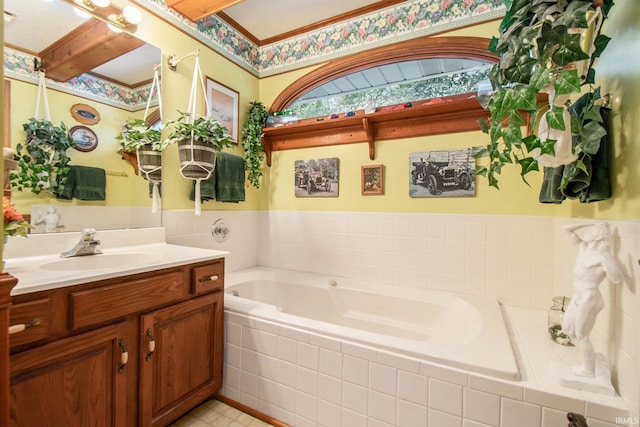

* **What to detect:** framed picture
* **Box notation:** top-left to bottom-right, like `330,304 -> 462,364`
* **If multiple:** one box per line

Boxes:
294,158 -> 339,197
70,103 -> 100,125
69,125 -> 98,152
409,148 -> 476,197
205,77 -> 239,143
361,164 -> 384,195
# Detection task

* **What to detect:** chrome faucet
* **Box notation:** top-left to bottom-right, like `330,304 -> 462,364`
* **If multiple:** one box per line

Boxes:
60,228 -> 102,258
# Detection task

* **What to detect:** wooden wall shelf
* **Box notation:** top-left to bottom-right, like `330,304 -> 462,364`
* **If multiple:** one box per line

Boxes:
261,94 -> 490,166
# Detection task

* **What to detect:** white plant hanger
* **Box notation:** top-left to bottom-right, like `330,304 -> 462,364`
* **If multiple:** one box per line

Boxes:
137,64 -> 163,213
178,51 -> 214,216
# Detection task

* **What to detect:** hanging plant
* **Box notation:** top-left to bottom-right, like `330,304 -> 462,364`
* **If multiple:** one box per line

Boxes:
11,117 -> 76,195
474,0 -> 613,189
116,118 -> 166,152
241,101 -> 269,188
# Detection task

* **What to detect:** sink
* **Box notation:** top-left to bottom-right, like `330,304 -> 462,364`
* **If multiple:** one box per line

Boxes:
40,253 -> 160,271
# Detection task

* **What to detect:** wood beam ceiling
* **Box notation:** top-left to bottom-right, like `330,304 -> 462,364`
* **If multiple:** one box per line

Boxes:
165,0 -> 247,22
39,18 -> 144,82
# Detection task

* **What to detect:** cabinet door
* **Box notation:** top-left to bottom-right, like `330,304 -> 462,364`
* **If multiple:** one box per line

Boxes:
139,292 -> 223,427
9,322 -> 130,427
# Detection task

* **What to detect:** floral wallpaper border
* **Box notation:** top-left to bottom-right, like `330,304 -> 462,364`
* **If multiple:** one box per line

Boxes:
3,48 -> 155,112
135,0 -> 505,77
4,0 -> 504,108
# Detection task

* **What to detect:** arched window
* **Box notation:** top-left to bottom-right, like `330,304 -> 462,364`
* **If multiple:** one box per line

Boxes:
271,36 -> 498,114
263,37 -> 498,166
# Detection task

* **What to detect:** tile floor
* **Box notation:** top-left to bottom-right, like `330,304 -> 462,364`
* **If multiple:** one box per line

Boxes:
169,398 -> 274,427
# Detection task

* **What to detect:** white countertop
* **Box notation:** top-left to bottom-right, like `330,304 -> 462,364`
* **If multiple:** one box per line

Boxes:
3,228 -> 228,296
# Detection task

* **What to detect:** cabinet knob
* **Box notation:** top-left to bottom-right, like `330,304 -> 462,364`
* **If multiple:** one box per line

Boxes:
145,328 -> 155,361
198,275 -> 219,283
118,338 -> 128,373
8,318 -> 41,335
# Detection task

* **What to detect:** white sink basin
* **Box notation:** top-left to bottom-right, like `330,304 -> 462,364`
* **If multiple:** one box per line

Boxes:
40,253 -> 160,271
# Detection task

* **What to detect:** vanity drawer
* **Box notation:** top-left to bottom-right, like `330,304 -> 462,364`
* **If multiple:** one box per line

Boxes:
70,270 -> 186,329
193,259 -> 224,294
9,298 -> 51,348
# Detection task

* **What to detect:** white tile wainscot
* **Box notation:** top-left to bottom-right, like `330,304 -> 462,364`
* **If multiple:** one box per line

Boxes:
220,304 -> 631,427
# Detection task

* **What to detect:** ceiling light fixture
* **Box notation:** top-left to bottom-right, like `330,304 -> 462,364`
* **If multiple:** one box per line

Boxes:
59,0 -> 142,33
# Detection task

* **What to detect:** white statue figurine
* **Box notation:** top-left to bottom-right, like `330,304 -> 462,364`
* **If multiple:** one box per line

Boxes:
561,222 -> 623,378
35,206 -> 60,233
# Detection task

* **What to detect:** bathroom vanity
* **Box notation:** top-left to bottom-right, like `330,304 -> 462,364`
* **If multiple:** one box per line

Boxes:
1,228 -> 228,427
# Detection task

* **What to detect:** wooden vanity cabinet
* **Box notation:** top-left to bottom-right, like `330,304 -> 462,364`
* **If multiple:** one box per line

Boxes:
140,291 -> 223,427
6,258 -> 225,427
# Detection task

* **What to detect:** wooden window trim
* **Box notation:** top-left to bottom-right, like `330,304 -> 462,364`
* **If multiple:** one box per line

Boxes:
262,36 -> 499,166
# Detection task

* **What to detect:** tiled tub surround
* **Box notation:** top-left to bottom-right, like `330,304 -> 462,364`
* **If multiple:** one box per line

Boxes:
162,209 -> 639,422
221,302 -> 629,427
225,268 -> 519,381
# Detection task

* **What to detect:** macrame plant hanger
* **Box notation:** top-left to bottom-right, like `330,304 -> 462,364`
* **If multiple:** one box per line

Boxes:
136,64 -> 163,213
34,68 -> 54,190
178,52 -> 215,216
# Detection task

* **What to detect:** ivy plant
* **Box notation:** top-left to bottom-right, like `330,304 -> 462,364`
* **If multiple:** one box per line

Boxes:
116,118 -> 166,152
163,110 -> 234,150
474,0 -> 613,189
241,101 -> 269,188
11,117 -> 76,195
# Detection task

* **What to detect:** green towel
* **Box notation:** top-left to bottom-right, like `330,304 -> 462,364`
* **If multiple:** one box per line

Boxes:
561,156 -> 592,199
215,153 -> 245,203
580,109 -> 612,203
56,165 -> 106,201
539,166 -> 565,204
189,174 -> 216,202
538,93 -> 612,204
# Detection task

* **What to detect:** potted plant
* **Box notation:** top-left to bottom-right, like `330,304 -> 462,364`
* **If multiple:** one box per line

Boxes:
474,0 -> 613,189
11,117 -> 75,195
3,196 -> 31,240
116,118 -> 166,181
163,110 -> 234,179
241,101 -> 269,188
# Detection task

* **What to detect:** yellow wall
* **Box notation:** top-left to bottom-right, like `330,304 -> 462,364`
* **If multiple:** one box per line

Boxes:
133,11 -> 261,211
7,5 -> 637,220
258,12 -> 639,221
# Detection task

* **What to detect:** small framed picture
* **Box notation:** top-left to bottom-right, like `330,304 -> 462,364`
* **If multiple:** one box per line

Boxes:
205,77 -> 239,143
70,103 -> 100,125
362,164 -> 384,195
69,125 -> 98,152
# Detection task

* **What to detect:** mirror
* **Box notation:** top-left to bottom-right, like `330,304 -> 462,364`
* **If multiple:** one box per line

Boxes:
4,0 -> 162,234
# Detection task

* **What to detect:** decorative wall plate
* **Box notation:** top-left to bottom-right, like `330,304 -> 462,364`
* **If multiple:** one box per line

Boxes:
70,126 -> 98,152
70,103 -> 100,125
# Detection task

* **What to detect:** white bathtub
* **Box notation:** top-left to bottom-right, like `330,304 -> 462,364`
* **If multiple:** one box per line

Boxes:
225,267 -> 519,380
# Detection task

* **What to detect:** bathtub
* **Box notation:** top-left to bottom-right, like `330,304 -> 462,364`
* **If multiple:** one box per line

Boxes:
224,267 -> 519,381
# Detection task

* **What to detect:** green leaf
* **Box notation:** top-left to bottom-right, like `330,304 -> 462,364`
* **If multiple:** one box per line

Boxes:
592,34 -> 612,58
546,105 -> 567,130
475,165 -> 488,177
518,156 -> 539,177
478,119 -> 489,134
522,134 -> 541,152
538,137 -> 558,156
584,68 -> 596,85
502,123 -> 523,146
489,125 -> 503,144
489,36 -> 498,53
513,86 -> 538,111
508,110 -> 526,127
553,1 -> 591,29
554,69 -> 582,95
530,67 -> 551,92
552,33 -> 589,66
580,121 -> 606,154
